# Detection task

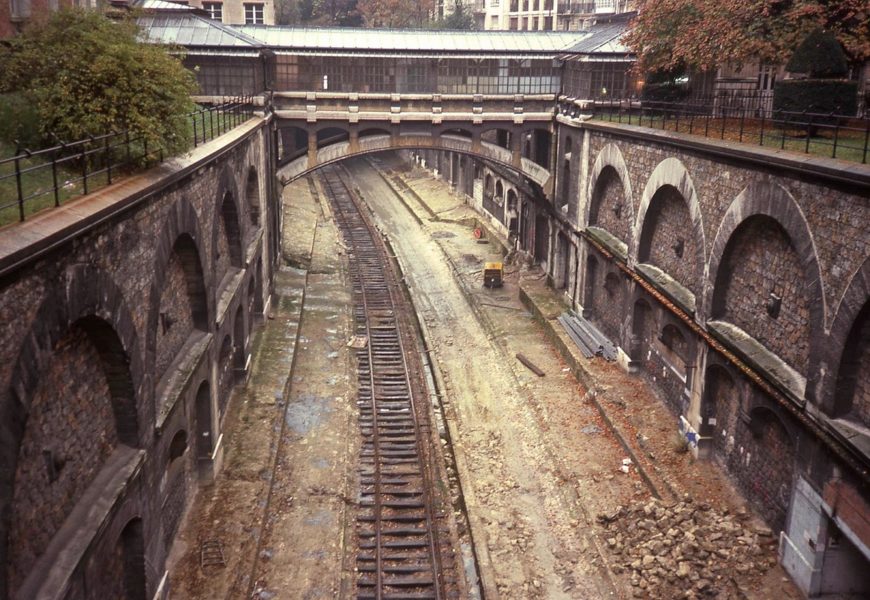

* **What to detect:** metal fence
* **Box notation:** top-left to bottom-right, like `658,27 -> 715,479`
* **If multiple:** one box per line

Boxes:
0,96 -> 254,224
592,98 -> 870,164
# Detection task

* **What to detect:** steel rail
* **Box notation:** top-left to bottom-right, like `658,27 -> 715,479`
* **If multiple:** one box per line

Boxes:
321,165 -> 446,600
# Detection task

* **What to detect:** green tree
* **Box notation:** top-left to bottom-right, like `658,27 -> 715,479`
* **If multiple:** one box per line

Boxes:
624,0 -> 870,73
0,8 -> 197,155
436,1 -> 475,30
774,29 -> 858,119
357,0 -> 434,28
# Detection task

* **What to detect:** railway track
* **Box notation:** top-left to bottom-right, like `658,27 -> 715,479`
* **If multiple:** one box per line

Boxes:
320,166 -> 456,600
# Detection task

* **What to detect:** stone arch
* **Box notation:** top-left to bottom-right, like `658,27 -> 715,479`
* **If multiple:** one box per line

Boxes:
661,323 -> 689,365
195,381 -> 212,459
316,126 -> 349,147
8,264 -> 142,447
484,173 -> 494,198
253,256 -> 264,316
583,252 -> 599,311
630,297 -> 654,363
816,259 -> 869,417
245,166 -> 260,227
559,157 -> 571,208
147,199 -> 211,379
831,296 -> 870,426
597,270 -> 625,342
554,230 -> 571,290
519,126 -> 552,167
441,127 -> 473,140
215,189 -> 244,280
585,142 -> 633,233
277,125 -> 309,163
494,180 -> 504,203
217,334 -> 234,415
633,158 -> 705,297
706,182 -> 823,380
480,126 -> 512,150
820,256 -> 870,422
162,428 -> 188,548
167,429 -> 188,466
119,518 -> 146,600
740,403 -> 797,531
506,188 -> 519,235
277,137 -> 550,189
4,266 -> 141,596
359,127 -> 390,140
701,363 -> 739,459
233,305 -> 246,378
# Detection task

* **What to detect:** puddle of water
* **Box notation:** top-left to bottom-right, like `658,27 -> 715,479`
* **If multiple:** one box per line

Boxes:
303,509 -> 334,527
285,394 -> 335,435
310,457 -> 329,469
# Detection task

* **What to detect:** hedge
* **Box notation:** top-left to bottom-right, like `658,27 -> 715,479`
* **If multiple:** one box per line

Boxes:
772,79 -> 858,117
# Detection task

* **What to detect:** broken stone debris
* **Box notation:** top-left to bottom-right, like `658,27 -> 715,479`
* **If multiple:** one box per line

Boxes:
597,497 -> 775,598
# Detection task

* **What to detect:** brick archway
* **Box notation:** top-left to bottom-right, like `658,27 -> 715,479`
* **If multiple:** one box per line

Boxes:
705,181 -> 824,399
146,199 -> 211,384
632,157 -> 706,296
2,265 -> 141,599
823,256 -> 870,418
585,142 -> 634,238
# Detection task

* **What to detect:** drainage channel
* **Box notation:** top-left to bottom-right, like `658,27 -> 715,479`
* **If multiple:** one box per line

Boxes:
321,164 -> 469,600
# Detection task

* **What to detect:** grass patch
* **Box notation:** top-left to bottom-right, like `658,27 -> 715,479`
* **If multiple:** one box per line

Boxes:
0,102 -> 250,227
593,112 -> 868,164
0,141 -> 88,226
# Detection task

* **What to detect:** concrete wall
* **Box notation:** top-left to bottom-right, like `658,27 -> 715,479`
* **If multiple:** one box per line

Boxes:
0,117 -> 277,600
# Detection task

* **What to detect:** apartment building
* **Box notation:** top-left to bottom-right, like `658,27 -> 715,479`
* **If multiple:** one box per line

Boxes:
470,0 -> 635,31
177,0 -> 274,25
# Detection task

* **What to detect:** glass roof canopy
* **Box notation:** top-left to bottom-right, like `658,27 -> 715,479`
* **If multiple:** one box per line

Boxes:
136,13 -> 631,60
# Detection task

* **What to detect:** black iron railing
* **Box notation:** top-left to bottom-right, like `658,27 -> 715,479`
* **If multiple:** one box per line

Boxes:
0,96 -> 254,225
588,98 -> 870,164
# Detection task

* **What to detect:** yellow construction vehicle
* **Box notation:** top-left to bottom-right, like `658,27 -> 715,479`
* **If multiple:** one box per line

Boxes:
483,262 -> 503,288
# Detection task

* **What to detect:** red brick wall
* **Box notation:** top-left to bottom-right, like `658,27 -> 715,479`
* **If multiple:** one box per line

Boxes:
716,217 -> 810,372
8,325 -> 118,594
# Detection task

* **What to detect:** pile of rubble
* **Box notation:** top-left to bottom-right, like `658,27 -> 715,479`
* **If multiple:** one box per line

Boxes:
597,495 -> 777,598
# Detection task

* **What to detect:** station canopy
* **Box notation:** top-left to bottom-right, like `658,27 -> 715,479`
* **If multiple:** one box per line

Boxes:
136,7 -> 632,61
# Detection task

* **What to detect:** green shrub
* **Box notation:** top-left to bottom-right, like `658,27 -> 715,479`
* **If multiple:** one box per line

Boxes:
773,79 -> 858,116
0,8 -> 196,155
786,29 -> 848,78
0,93 -> 41,150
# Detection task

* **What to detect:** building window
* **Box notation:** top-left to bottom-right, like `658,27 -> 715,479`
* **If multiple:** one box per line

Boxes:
244,3 -> 265,24
203,2 -> 222,21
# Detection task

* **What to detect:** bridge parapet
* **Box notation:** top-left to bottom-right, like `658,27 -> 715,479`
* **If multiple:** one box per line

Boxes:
273,92 -> 556,126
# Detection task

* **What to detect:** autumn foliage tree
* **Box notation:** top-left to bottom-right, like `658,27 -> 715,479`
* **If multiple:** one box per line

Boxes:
357,0 -> 435,28
624,0 -> 870,74
0,8 -> 196,154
